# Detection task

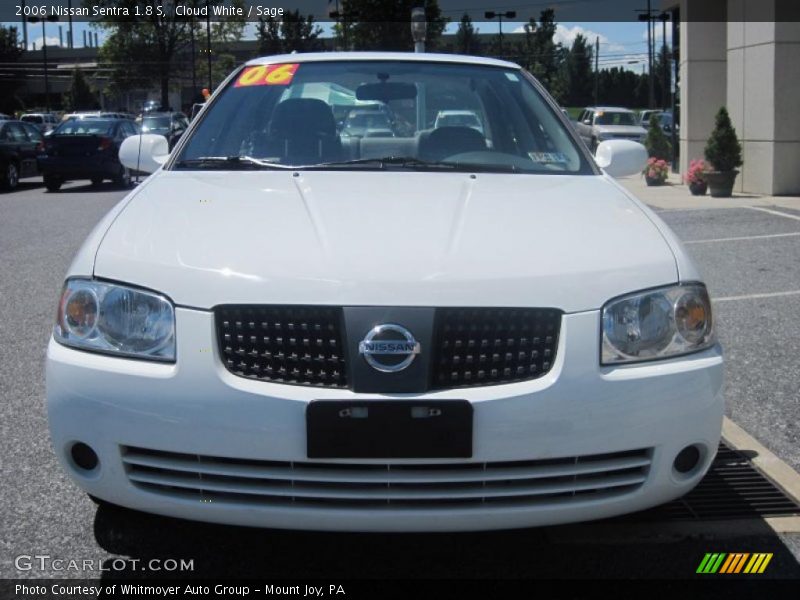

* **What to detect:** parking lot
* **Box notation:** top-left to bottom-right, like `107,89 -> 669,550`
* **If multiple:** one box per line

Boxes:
1,177 -> 798,581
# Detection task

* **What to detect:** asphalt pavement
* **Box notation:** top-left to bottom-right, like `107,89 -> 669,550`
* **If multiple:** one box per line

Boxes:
1,177 -> 798,583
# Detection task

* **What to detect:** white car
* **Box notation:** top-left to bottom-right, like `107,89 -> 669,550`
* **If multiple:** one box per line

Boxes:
47,53 -> 722,532
576,107 -> 648,152
434,110 -> 484,135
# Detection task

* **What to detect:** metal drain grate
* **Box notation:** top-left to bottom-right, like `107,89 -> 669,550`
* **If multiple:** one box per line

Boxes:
628,442 -> 800,521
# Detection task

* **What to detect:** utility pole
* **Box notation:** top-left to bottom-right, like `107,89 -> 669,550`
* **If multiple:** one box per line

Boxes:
190,14 -> 197,94
411,6 -> 427,53
647,0 -> 654,108
68,0 -> 74,48
594,36 -> 599,107
21,0 -> 28,49
660,13 -> 669,110
206,0 -> 212,91
28,15 -> 59,112
637,3 -> 656,109
485,11 -> 516,58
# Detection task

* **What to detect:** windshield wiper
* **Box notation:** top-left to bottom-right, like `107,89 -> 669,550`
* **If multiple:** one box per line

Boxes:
173,156 -> 291,170
312,156 -> 519,173
312,157 -> 457,170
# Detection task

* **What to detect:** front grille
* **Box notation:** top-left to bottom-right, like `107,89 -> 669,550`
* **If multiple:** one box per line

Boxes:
216,305 -> 347,388
431,308 -> 562,389
122,446 -> 651,508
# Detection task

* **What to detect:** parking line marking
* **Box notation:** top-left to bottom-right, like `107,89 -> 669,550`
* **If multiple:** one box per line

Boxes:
746,206 -> 800,222
684,232 -> 800,244
713,290 -> 800,303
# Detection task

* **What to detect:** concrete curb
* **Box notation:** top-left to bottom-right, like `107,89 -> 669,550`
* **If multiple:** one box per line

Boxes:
722,417 -> 800,509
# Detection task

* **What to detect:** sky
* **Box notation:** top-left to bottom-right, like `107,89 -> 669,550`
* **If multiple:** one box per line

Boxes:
3,19 -> 671,73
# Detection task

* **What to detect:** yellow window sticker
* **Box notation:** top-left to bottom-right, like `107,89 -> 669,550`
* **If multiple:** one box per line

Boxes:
235,64 -> 299,87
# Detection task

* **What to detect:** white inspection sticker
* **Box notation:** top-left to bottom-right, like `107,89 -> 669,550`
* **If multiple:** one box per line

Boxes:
528,152 -> 568,164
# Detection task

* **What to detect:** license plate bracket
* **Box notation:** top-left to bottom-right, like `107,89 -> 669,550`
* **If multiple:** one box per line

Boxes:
306,400 -> 473,459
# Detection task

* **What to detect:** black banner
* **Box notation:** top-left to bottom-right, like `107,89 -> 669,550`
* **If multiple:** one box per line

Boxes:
3,0 -> 800,23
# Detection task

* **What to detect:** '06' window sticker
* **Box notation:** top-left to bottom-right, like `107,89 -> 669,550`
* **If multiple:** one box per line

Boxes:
235,64 -> 299,88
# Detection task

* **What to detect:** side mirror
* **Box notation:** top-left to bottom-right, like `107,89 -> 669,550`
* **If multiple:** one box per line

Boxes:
119,134 -> 170,174
583,119 -> 591,125
594,139 -> 648,178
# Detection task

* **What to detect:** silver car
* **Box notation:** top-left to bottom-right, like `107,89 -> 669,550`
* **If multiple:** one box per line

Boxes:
575,107 -> 647,152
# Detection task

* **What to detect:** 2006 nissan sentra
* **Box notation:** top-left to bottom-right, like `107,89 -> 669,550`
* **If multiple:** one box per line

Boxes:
46,53 -> 722,532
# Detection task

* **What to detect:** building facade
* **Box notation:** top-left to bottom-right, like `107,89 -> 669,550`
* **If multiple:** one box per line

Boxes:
674,0 -> 800,195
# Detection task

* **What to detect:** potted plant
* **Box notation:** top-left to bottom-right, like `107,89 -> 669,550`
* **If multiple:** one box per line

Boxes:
643,157 -> 669,186
644,114 -> 673,163
684,159 -> 709,196
703,107 -> 742,197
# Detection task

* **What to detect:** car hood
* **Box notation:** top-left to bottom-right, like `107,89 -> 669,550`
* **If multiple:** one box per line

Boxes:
94,171 -> 678,312
596,125 -> 647,136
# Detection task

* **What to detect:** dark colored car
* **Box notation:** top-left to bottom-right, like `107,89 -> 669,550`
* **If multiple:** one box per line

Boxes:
38,118 -> 140,191
139,111 -> 189,149
0,120 -> 42,191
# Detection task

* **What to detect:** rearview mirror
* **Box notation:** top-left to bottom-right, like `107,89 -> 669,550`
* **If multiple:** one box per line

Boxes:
594,140 -> 647,178
356,82 -> 417,102
119,134 -> 170,174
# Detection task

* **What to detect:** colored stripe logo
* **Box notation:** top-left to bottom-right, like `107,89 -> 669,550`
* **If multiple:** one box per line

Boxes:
697,553 -> 773,574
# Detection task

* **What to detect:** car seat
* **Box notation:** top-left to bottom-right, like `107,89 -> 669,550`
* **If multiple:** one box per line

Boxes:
418,126 -> 487,161
262,98 -> 342,164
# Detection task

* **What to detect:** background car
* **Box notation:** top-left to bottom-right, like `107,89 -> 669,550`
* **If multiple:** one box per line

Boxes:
138,111 -> 189,149
0,119 -> 41,191
61,111 -> 102,122
434,110 -> 484,135
340,107 -> 397,138
37,117 -> 140,191
20,112 -> 60,134
575,106 -> 647,151
639,109 -> 662,128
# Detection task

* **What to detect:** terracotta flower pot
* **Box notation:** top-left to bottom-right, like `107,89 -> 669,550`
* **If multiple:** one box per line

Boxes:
689,181 -> 708,196
703,170 -> 739,198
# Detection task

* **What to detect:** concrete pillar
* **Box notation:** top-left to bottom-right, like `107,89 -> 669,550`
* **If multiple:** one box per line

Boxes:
678,0 -> 727,177
727,0 -> 800,194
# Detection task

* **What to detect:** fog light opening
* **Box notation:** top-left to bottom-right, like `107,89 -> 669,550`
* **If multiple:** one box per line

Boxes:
674,445 -> 701,474
70,442 -> 99,472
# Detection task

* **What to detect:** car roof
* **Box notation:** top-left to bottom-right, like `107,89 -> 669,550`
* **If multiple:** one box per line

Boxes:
245,51 -> 520,70
586,107 -> 635,113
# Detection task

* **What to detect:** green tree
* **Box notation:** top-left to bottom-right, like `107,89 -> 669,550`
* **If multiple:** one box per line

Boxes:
455,13 -> 480,55
63,68 -> 97,111
0,25 -> 22,113
257,9 -> 323,54
342,0 -> 447,51
88,0 -> 245,106
563,34 -> 593,107
522,10 -> 564,100
704,106 -> 742,172
645,114 -> 672,160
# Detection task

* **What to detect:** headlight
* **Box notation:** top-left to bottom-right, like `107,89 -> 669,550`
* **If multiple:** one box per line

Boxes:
55,279 -> 175,361
601,283 -> 714,365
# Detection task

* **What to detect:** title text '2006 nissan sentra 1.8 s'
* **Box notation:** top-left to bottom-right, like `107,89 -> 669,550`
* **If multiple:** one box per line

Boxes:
46,53 -> 722,532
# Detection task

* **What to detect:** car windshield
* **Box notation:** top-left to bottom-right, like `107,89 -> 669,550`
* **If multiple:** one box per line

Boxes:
22,115 -> 43,124
55,120 -> 114,135
595,111 -> 637,126
176,60 -> 590,174
142,116 -> 171,131
438,113 -> 481,128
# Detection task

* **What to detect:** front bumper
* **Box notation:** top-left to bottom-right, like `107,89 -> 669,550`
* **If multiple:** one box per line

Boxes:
46,307 -> 724,532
